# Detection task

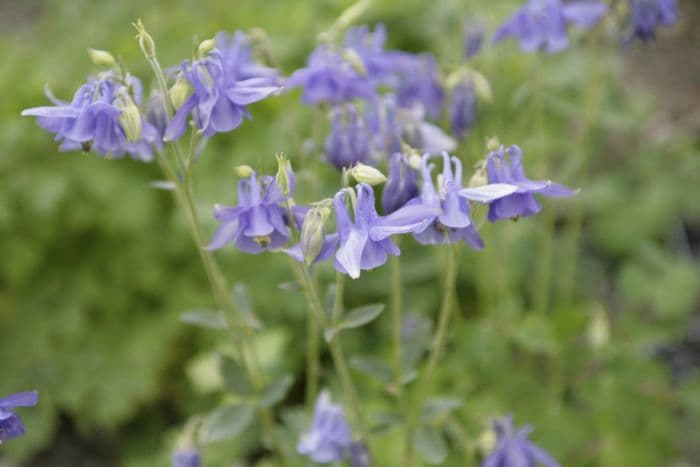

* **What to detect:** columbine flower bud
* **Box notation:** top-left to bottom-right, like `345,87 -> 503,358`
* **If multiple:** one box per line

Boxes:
588,305 -> 609,350
300,205 -> 331,266
275,153 -> 294,197
478,426 -> 497,457
342,49 -> 367,76
470,70 -> 492,101
197,38 -> 216,58
233,165 -> 254,178
349,163 -> 387,186
133,19 -> 156,59
87,48 -> 116,67
115,91 -> 142,142
468,163 -> 488,188
486,136 -> 500,152
169,77 -> 191,111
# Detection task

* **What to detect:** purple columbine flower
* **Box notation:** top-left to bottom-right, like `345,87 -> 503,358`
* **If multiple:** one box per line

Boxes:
325,105 -> 373,170
485,145 -> 576,221
343,24 -> 398,84
394,53 -> 445,119
22,74 -> 159,161
0,391 -> 38,444
215,30 -> 280,84
298,392 -> 353,464
493,0 -> 608,53
163,51 -> 280,142
287,44 -> 375,105
449,79 -> 477,140
464,19 -> 485,59
208,172 -> 295,254
172,449 -> 200,467
333,183 -> 438,279
412,153 -> 517,248
382,153 -> 419,214
627,0 -> 678,41
482,416 -> 560,467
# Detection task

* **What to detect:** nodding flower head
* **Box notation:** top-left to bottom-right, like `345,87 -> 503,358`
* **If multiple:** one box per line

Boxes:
208,171 -> 296,254
333,183 -> 437,279
214,30 -> 280,84
22,73 -> 159,161
449,78 -> 477,140
464,19 -> 485,59
297,392 -> 353,464
325,105 -> 373,170
382,153 -> 419,214
492,0 -> 608,54
627,0 -> 678,41
172,449 -> 201,467
287,44 -> 375,105
343,24 -> 398,84
412,153 -> 517,248
163,49 -> 280,142
481,415 -> 560,467
0,391 -> 38,444
393,53 -> 445,119
485,145 -> 576,222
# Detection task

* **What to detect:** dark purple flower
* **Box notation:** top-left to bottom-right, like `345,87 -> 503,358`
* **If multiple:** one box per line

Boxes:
628,0 -> 678,41
485,145 -> 576,221
298,392 -> 352,463
208,172 -> 294,254
333,183 -> 437,279
482,415 -> 560,467
325,105 -> 372,169
164,51 -> 280,142
382,153 -> 419,214
393,53 -> 445,119
493,0 -> 608,53
349,441 -> 372,467
215,30 -> 279,84
0,391 -> 38,444
22,74 -> 159,161
412,153 -> 517,248
287,44 -> 375,105
449,79 -> 477,140
172,449 -> 200,467
464,19 -> 485,59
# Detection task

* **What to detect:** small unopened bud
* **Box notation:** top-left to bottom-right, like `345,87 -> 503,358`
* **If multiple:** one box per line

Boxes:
349,163 -> 387,186
133,19 -> 156,59
197,38 -> 216,58
275,153 -> 294,197
342,49 -> 367,76
468,164 -> 488,188
470,70 -> 492,101
588,304 -> 610,350
486,136 -> 500,152
169,77 -> 191,111
300,205 -> 330,266
115,91 -> 142,142
408,153 -> 422,170
478,427 -> 497,456
87,48 -> 116,67
233,165 -> 254,178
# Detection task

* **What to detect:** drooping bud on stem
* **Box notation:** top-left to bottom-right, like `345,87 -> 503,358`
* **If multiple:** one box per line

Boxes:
348,163 -> 387,186
197,38 -> 216,58
300,204 -> 331,266
87,48 -> 116,67
115,90 -> 142,142
169,77 -> 191,111
233,165 -> 254,178
275,153 -> 294,197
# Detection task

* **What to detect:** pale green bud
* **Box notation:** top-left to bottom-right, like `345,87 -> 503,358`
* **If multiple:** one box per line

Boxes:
169,77 -> 191,111
87,48 -> 116,67
478,428 -> 497,456
115,91 -> 142,142
349,163 -> 387,186
588,304 -> 610,350
133,19 -> 156,59
197,38 -> 216,58
470,70 -> 493,101
342,49 -> 367,76
300,205 -> 331,266
468,164 -> 488,188
275,153 -> 293,197
408,153 -> 422,171
233,165 -> 254,178
486,136 -> 501,152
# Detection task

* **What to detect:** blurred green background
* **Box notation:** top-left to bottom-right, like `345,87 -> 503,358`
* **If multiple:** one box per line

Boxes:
1,0 -> 699,466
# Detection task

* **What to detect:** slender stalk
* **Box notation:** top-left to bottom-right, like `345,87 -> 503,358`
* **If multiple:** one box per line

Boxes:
390,255 -> 405,403
406,245 -> 461,465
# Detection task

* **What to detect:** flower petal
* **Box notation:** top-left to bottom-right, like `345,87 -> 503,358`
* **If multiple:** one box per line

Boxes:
459,183 -> 518,202
0,391 -> 38,409
335,227 -> 368,279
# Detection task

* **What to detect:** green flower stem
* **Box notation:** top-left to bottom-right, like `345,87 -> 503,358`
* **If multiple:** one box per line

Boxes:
407,244 -> 461,465
389,255 -> 406,402
295,265 -> 371,451
138,37 -> 283,458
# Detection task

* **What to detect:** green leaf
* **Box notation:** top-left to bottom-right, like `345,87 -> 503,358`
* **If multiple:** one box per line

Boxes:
413,426 -> 448,465
349,356 -> 393,383
421,397 -> 463,424
202,404 -> 255,443
218,354 -> 252,395
180,310 -> 227,329
511,314 -> 559,355
260,374 -> 294,408
325,304 -> 385,341
232,283 -> 263,329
